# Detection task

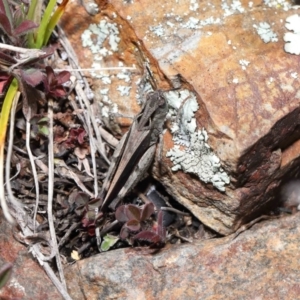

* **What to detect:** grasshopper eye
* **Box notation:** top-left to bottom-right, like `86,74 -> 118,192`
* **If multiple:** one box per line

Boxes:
155,91 -> 166,106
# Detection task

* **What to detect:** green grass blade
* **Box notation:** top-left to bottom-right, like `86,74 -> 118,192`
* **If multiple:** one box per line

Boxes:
26,0 -> 40,47
43,0 -> 69,46
0,78 -> 18,223
26,0 -> 38,21
30,0 -> 57,49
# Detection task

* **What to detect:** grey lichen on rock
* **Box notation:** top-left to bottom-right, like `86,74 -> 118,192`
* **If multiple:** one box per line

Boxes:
165,89 -> 230,192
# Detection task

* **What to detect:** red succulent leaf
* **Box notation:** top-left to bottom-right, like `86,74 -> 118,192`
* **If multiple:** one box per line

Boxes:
0,80 -> 8,93
125,204 -> 141,221
0,73 -> 12,93
45,66 -> 54,83
0,0 -> 13,23
140,202 -> 154,221
82,212 -> 96,236
14,20 -> 37,36
20,68 -> 46,87
81,217 -> 90,228
87,226 -> 95,236
0,0 -> 5,12
77,128 -> 86,145
44,66 -> 70,98
65,128 -> 87,148
52,86 -> 67,98
133,231 -> 161,244
10,76 -> 40,122
0,12 -> 12,36
120,226 -> 130,240
82,210 -> 96,226
55,70 -> 71,85
115,205 -> 129,223
125,219 -> 141,232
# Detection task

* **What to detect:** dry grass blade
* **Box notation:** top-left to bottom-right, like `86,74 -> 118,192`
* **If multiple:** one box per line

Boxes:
47,97 -> 66,289
83,108 -> 98,195
26,120 -> 40,230
10,205 -> 72,300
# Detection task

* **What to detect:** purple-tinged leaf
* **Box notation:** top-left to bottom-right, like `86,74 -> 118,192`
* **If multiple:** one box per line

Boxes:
14,20 -> 38,36
0,12 -> 12,36
45,66 -> 54,83
125,204 -> 141,221
0,72 -> 12,93
13,73 -> 40,121
77,128 -> 86,145
125,219 -> 140,232
156,211 -> 166,240
0,0 -> 5,13
0,79 -> 9,93
55,70 -> 70,86
20,69 -> 45,87
0,0 -> 13,29
140,202 -> 154,221
50,86 -> 67,98
133,231 -> 161,244
44,66 -> 70,98
0,263 -> 13,289
115,205 -> 129,223
120,226 -> 130,240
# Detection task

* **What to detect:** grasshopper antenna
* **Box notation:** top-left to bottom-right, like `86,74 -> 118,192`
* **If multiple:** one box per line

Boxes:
145,64 -> 158,91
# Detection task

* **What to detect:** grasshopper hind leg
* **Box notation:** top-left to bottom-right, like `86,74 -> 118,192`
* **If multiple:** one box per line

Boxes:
108,144 -> 157,210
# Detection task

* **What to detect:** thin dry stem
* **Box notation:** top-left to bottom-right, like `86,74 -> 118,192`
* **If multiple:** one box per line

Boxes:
48,98 -> 67,289
26,120 -> 40,231
0,42 -> 46,55
53,67 -> 136,71
75,82 -> 110,165
10,205 -> 73,300
83,109 -> 98,195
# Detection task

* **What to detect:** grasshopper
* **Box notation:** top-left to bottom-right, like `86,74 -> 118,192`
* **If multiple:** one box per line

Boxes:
100,90 -> 168,211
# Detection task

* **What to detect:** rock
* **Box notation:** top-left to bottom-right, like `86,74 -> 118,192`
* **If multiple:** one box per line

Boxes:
0,212 -> 63,300
65,212 -> 300,300
60,1 -> 300,234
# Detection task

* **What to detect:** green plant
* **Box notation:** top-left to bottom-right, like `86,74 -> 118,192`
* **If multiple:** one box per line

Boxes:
0,0 -> 69,222
100,234 -> 119,252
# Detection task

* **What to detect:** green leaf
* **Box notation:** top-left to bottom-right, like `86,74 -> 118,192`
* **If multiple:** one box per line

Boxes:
0,78 -> 18,224
43,0 -> 69,46
38,122 -> 49,136
100,234 -> 119,252
0,263 -> 13,289
29,0 -> 56,48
